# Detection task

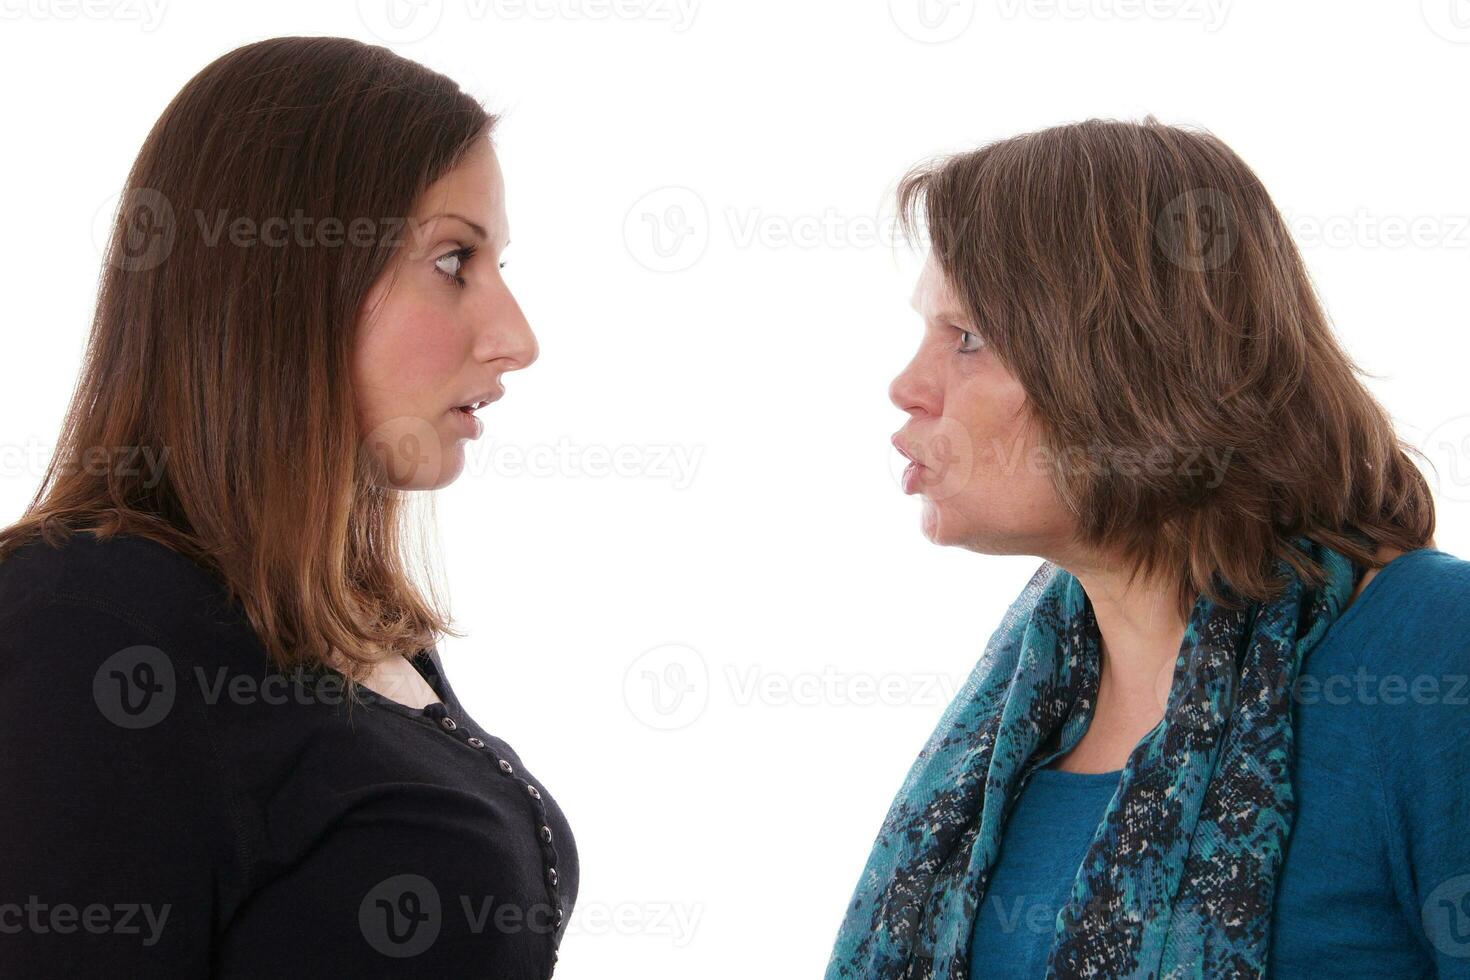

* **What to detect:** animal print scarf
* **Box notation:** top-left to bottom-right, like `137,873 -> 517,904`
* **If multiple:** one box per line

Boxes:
826,534 -> 1365,979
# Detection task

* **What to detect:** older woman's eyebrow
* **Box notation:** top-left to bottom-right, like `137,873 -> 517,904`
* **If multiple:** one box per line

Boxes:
921,306 -> 972,326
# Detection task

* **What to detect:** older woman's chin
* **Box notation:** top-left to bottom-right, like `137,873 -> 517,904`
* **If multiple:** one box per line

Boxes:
918,500 -> 964,546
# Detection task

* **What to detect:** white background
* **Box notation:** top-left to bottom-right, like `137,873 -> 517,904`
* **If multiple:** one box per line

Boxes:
2,1 -> 1468,976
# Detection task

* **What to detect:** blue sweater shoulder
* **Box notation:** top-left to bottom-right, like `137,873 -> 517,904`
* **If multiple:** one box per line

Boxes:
1308,547 -> 1470,970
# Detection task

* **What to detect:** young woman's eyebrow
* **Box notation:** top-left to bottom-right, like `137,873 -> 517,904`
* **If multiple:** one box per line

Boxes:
423,212 -> 488,240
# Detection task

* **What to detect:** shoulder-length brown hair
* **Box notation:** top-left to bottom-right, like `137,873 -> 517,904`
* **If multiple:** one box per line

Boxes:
0,36 -> 494,686
896,115 -> 1435,617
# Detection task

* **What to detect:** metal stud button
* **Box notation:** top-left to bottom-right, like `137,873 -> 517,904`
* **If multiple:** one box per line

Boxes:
439,717 -> 458,731
467,736 -> 485,749
540,825 -> 553,843
499,759 -> 514,774
527,784 -> 541,800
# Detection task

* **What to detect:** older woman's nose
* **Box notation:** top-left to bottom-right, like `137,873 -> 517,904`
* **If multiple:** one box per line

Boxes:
889,355 -> 936,417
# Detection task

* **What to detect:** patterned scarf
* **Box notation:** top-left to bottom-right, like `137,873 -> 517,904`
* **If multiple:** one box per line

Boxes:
826,534 -> 1366,979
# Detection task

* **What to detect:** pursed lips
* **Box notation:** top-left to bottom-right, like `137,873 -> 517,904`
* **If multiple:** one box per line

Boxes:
891,432 -> 926,469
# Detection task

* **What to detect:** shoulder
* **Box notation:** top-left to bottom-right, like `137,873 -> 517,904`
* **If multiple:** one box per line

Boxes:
1296,546 -> 1470,763
1305,545 -> 1470,791
1,526 -> 246,635
0,529 -> 273,712
1339,545 -> 1470,674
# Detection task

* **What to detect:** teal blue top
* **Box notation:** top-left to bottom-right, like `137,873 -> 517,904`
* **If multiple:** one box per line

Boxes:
969,546 -> 1470,977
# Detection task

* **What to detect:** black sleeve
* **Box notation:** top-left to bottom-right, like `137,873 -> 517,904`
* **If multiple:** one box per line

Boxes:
0,593 -> 235,975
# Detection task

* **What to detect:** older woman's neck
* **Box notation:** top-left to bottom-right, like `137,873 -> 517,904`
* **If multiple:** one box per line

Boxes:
1067,557 -> 1190,704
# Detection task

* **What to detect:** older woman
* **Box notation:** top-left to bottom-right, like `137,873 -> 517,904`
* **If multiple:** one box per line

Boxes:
828,118 -> 1469,979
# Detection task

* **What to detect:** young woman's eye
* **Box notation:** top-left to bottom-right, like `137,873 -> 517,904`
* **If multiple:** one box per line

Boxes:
433,243 -> 478,289
956,329 -> 983,353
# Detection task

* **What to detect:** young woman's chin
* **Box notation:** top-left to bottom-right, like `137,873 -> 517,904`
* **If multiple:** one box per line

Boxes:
358,412 -> 472,491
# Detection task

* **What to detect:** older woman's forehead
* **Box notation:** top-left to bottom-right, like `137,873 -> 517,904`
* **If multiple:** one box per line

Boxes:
910,261 -> 970,324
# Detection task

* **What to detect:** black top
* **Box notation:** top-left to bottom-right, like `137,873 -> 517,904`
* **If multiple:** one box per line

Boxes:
0,529 -> 577,978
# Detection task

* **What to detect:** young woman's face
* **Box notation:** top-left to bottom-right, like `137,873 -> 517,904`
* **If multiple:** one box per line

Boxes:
353,137 -> 536,490
889,254 -> 1074,554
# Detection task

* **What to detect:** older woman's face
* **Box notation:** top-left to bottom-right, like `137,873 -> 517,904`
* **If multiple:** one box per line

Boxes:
352,137 -> 537,490
889,255 -> 1074,553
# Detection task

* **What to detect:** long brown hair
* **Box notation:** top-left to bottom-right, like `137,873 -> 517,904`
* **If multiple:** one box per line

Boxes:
0,36 -> 495,688
896,115 -> 1435,617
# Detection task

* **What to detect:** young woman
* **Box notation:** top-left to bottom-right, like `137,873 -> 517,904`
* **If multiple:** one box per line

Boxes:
0,37 -> 574,978
828,118 -> 1469,979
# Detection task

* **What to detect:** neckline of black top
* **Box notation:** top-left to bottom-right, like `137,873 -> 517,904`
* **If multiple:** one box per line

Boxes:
307,647 -> 459,723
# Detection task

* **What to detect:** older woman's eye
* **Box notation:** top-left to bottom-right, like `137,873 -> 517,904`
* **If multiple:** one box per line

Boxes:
956,329 -> 983,353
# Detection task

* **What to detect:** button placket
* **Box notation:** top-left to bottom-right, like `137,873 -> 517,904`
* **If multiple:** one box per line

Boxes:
436,713 -> 565,968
